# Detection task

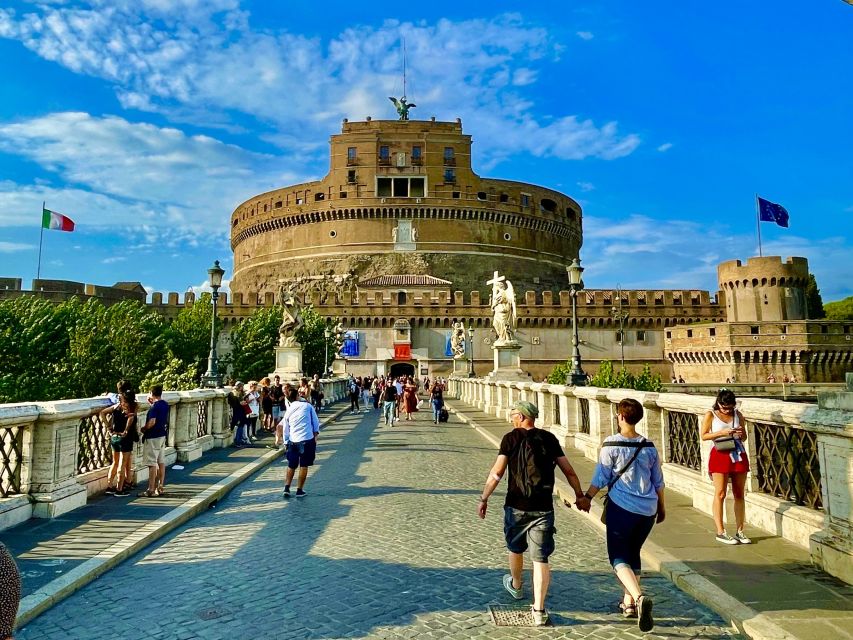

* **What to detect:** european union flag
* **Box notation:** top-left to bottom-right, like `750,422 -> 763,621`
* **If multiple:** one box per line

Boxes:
758,197 -> 790,228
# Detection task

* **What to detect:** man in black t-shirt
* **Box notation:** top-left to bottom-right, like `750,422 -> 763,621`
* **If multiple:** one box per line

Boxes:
477,401 -> 588,626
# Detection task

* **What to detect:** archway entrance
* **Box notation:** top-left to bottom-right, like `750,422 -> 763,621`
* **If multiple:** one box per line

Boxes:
388,362 -> 415,379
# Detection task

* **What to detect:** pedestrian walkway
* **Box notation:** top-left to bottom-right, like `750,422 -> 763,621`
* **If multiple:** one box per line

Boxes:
5,404 -> 350,630
15,404 -> 738,639
447,399 -> 853,640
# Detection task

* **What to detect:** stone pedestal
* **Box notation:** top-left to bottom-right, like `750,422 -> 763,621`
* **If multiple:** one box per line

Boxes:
332,358 -> 347,376
487,342 -> 530,381
453,358 -> 469,377
808,372 -> 853,584
270,345 -> 303,382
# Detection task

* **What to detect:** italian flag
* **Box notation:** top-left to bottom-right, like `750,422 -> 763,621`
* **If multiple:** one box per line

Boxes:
42,208 -> 75,232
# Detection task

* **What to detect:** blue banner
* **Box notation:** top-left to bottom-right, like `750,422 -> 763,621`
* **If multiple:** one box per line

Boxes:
758,197 -> 789,228
444,331 -> 453,357
341,331 -> 359,357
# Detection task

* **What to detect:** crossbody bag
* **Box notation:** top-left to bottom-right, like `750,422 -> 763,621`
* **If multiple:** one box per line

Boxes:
599,439 -> 654,525
713,412 -> 739,452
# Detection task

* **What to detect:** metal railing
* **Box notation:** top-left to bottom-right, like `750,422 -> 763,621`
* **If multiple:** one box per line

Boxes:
0,425 -> 23,497
578,398 -> 590,434
754,422 -> 822,509
77,412 -> 113,474
666,411 -> 701,471
197,400 -> 209,438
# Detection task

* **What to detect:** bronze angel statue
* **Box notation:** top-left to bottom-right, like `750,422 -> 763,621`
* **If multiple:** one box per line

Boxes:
389,96 -> 416,121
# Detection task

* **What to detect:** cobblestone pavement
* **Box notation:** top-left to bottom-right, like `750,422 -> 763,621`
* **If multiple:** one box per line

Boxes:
17,408 -> 742,639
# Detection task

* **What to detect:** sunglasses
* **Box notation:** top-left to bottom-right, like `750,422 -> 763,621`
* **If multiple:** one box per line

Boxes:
719,405 -> 736,412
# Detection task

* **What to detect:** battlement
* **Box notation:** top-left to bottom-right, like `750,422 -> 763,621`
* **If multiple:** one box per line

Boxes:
718,256 -> 810,289
339,117 -> 464,135
0,278 -> 146,304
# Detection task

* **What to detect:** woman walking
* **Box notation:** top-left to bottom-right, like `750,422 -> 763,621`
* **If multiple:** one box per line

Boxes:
260,377 -> 274,432
245,381 -> 260,442
580,399 -> 665,633
402,377 -> 419,420
228,382 -> 251,447
701,388 -> 751,544
429,381 -> 444,424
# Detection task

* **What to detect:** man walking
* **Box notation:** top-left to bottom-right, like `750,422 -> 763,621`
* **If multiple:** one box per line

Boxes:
281,387 -> 320,498
139,385 -> 169,497
379,380 -> 399,427
477,401 -> 588,626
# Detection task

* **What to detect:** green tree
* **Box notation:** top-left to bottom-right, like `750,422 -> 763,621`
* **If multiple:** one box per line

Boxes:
166,292 -> 220,380
825,296 -> 853,321
224,306 -> 279,382
295,306 -> 328,377
140,355 -> 198,392
805,273 -> 825,319
546,362 -> 571,385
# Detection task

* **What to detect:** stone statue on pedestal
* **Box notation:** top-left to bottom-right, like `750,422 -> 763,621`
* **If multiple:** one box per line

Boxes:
487,271 -> 517,345
277,281 -> 304,347
450,321 -> 466,359
332,320 -> 346,355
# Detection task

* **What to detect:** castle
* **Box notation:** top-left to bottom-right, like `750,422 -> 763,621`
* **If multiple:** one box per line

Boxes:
2,115 -> 850,382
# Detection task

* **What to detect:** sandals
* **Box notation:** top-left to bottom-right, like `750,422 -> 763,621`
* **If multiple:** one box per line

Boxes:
137,490 -> 157,497
619,601 -> 637,618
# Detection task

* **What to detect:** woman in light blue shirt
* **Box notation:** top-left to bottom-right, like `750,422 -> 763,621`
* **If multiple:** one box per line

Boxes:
580,398 -> 666,633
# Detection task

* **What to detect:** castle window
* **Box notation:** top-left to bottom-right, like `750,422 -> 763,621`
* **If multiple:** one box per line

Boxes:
616,330 -> 623,343
275,201 -> 282,208
393,178 -> 408,197
477,191 -> 487,200
654,292 -> 664,305
412,145 -> 422,165
709,327 -> 716,337
452,191 -> 460,199
540,198 -> 557,213
379,145 -> 390,165
665,330 -> 672,339
377,178 -> 392,197
329,230 -> 337,238
750,326 -> 759,335
520,193 -> 531,208
637,292 -> 647,306
499,193 -> 509,203
347,147 -> 357,165
410,178 -> 425,198
263,204 -> 268,212
781,325 -> 787,334
844,325 -> 850,334
821,324 -> 828,334
686,329 -> 693,338
347,169 -> 356,183
444,168 -> 456,183
339,191 -> 347,199
377,176 -> 426,198
296,198 -> 304,205
443,147 -> 455,165
672,293 -> 682,306
314,193 -> 325,201
232,218 -> 238,227
637,330 -> 646,342
503,233 -> 512,241
691,293 -> 701,305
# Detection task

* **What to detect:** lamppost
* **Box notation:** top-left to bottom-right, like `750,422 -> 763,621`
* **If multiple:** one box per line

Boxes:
201,260 -> 225,388
567,258 -> 587,386
324,326 -> 331,376
611,284 -> 630,370
467,324 -> 476,378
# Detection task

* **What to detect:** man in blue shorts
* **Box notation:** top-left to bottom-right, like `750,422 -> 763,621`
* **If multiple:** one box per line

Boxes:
281,387 -> 320,498
477,401 -> 588,626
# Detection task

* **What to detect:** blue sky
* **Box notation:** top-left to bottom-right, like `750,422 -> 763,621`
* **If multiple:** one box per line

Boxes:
0,1 -> 851,301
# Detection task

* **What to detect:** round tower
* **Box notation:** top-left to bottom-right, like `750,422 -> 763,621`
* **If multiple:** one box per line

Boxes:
718,256 -> 809,322
229,117 -> 582,297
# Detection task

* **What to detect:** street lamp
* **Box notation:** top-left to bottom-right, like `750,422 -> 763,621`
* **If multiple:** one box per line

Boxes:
324,326 -> 332,377
611,284 -> 630,370
467,324 -> 476,378
567,258 -> 587,386
201,260 -> 225,388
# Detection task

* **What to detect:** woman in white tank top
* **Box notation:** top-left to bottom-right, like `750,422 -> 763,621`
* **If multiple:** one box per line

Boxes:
700,389 -> 751,545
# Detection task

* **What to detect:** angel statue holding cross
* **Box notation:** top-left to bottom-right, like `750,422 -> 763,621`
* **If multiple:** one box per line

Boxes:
488,271 -> 517,345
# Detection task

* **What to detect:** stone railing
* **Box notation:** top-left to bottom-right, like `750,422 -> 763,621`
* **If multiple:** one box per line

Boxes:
0,378 -> 349,531
448,375 -> 853,584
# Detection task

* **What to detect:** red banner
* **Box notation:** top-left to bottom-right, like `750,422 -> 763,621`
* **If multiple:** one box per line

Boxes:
393,344 -> 411,360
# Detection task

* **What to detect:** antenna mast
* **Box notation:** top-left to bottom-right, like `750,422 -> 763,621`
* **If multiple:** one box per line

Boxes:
402,38 -> 407,100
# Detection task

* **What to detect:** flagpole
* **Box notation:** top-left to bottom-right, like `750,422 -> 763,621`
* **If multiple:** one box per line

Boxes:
37,201 -> 45,280
755,193 -> 763,257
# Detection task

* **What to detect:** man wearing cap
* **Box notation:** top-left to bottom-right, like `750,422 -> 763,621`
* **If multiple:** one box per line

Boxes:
477,400 -> 588,627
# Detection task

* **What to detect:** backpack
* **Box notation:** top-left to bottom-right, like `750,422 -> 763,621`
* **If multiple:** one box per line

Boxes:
511,432 -> 550,498
438,407 -> 449,422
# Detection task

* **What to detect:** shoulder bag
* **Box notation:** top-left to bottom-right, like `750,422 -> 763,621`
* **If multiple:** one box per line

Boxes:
599,439 -> 653,525
713,412 -> 738,452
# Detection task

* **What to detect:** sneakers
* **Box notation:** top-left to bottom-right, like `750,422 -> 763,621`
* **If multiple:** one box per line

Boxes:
295,488 -> 307,498
113,489 -> 130,497
734,530 -> 752,544
104,486 -> 116,495
282,486 -> 291,499
715,532 -> 738,545
502,574 -> 523,600
637,595 -> 654,632
531,607 -> 549,627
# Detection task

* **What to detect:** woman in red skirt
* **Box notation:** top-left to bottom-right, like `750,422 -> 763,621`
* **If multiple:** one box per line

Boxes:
700,389 -> 751,545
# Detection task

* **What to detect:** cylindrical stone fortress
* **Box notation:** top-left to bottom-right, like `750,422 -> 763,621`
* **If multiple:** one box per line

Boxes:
230,118 -> 582,297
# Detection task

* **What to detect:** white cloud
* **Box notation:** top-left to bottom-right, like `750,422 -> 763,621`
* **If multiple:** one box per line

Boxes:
0,241 -> 34,252
657,142 -> 673,152
576,181 -> 595,192
576,31 -> 594,41
0,9 -> 640,165
102,256 -> 126,264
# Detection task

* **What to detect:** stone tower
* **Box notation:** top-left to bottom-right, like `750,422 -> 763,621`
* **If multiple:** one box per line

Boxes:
718,256 -> 809,322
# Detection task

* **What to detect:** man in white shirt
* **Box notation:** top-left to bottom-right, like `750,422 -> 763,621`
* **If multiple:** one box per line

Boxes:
280,387 -> 320,498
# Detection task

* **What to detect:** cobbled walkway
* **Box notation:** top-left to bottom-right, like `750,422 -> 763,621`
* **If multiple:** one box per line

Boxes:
16,407 -> 741,639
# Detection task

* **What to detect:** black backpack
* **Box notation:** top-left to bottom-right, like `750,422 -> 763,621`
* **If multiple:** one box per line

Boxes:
512,432 -> 550,498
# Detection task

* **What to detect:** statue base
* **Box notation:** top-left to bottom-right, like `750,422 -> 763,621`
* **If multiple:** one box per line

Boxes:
270,345 -> 303,382
487,342 -> 530,381
332,358 -> 347,375
453,357 -> 469,376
